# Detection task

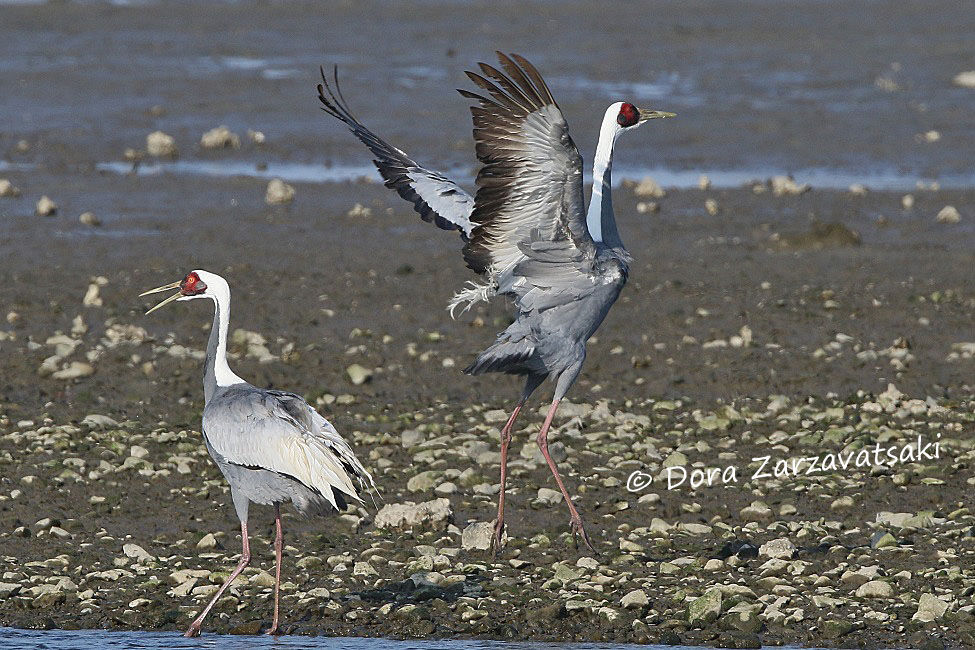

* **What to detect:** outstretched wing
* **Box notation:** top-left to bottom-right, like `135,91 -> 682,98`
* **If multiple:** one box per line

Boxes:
203,387 -> 374,508
317,66 -> 473,238
460,53 -> 596,279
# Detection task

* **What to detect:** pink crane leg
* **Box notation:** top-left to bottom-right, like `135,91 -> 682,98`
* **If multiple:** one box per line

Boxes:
184,521 -> 251,637
267,503 -> 283,635
492,402 -> 524,557
536,399 -> 596,553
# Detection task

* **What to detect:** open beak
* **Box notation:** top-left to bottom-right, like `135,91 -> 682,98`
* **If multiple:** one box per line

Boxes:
140,280 -> 182,315
639,108 -> 677,122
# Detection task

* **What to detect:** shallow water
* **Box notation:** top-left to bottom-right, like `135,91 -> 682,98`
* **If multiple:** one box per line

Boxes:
2,0 -> 973,188
0,628 -> 718,650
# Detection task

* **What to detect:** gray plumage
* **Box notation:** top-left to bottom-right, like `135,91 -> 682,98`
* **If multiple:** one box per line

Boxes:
141,269 -> 373,635
317,66 -> 473,238
317,52 -> 672,552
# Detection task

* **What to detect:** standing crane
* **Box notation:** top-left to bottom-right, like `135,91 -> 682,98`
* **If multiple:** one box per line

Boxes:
318,52 -> 673,553
141,270 -> 373,636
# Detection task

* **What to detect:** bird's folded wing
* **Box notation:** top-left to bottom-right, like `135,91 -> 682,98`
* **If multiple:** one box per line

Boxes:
460,52 -> 596,279
202,389 -> 372,507
510,235 -> 602,313
317,67 -> 473,238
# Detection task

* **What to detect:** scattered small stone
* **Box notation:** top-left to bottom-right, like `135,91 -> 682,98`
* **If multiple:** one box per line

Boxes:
856,579 -> 893,599
759,538 -> 796,559
621,589 -> 649,609
196,533 -> 220,550
871,531 -> 898,549
265,178 -> 295,204
78,212 -> 101,226
535,487 -> 563,506
346,364 -> 372,385
936,205 -> 960,224
0,179 -> 21,198
633,177 -> 665,198
200,125 -> 241,149
373,498 -> 453,531
953,70 -> 975,88
35,196 -> 57,217
461,521 -> 495,551
913,593 -> 948,622
146,131 -> 178,158
770,175 -> 810,196
687,588 -> 722,625
52,361 -> 94,380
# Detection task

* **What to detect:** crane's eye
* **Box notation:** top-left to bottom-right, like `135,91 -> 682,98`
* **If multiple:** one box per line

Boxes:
180,272 -> 207,295
617,103 -> 639,127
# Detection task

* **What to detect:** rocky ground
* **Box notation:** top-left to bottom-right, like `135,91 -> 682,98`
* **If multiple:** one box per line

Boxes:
2,151 -> 975,647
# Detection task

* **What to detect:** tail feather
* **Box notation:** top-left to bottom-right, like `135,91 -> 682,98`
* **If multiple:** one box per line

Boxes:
465,340 -> 535,375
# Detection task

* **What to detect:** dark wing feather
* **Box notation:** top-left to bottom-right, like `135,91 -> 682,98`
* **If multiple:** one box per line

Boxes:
317,66 -> 473,239
460,53 -> 595,278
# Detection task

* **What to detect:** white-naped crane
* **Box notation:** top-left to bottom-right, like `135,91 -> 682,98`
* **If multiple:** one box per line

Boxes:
318,53 -> 673,554
141,270 -> 374,636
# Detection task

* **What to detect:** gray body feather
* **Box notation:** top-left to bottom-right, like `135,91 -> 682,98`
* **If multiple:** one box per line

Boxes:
318,54 -> 633,402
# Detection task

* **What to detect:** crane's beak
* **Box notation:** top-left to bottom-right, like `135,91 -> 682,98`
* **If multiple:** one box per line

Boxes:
638,108 -> 676,122
140,280 -> 182,315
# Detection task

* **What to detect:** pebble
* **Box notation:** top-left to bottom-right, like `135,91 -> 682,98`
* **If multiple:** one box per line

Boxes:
265,178 -> 295,204
688,588 -> 722,625
373,498 -> 452,531
0,179 -> 21,197
200,125 -> 241,149
620,589 -> 649,609
146,131 -> 177,157
759,538 -> 796,559
79,212 -> 101,226
953,70 -> 975,88
913,593 -> 948,622
461,521 -> 494,551
196,533 -> 219,549
936,205 -> 960,224
35,196 -> 57,217
770,175 -> 810,196
52,362 -> 95,380
633,176 -> 665,198
346,364 -> 372,385
535,487 -> 563,506
856,579 -> 893,598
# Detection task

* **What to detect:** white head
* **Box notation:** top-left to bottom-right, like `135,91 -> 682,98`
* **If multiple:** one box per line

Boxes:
603,101 -> 676,140
140,269 -> 230,314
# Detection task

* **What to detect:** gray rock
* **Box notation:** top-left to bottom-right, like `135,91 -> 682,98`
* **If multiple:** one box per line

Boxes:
912,593 -> 948,622
200,125 -> 241,149
535,488 -> 563,506
759,538 -> 796,560
740,501 -> 773,522
407,471 -> 440,493
621,589 -> 649,609
146,131 -> 177,157
82,414 -> 119,429
122,543 -> 153,563
345,363 -> 372,385
871,531 -> 898,549
265,178 -> 295,205
35,196 -> 57,217
373,498 -> 453,531
856,580 -> 893,599
461,522 -> 495,551
688,588 -> 722,625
